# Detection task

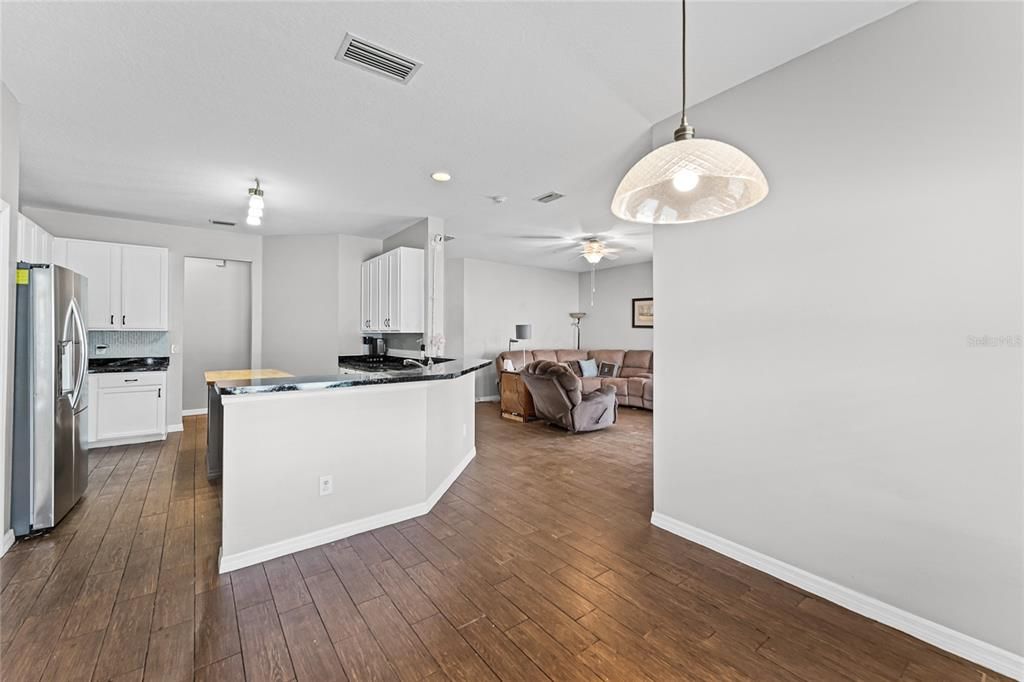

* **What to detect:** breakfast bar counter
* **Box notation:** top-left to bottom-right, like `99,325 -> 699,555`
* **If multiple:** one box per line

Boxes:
213,357 -> 489,573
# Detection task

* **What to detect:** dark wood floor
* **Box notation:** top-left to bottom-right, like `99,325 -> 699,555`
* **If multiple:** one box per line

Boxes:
0,405 -> 1008,681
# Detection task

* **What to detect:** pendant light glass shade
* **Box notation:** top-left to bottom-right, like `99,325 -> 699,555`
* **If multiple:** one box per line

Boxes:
611,138 -> 768,224
611,0 -> 768,224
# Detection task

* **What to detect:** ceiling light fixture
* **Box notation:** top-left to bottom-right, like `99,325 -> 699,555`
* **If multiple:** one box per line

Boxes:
431,171 -> 452,183
611,0 -> 768,224
582,239 -> 606,264
247,178 -> 264,226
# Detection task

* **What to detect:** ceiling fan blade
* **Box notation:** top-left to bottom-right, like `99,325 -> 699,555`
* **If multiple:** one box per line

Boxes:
604,252 -> 620,260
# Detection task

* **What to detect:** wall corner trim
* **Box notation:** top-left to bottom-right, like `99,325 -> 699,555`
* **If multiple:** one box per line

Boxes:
181,408 -> 208,417
650,512 -> 1024,680
1,530 -> 14,557
167,423 -> 184,433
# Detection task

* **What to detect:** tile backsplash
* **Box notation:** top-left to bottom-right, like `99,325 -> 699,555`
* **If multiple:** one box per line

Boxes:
89,330 -> 170,359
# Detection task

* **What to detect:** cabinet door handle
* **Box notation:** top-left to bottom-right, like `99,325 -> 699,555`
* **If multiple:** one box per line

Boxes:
124,378 -> 139,382
158,388 -> 161,398
110,314 -> 114,325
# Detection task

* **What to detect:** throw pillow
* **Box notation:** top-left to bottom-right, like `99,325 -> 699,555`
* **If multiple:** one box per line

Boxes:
598,362 -> 620,378
579,358 -> 599,377
566,360 -> 583,377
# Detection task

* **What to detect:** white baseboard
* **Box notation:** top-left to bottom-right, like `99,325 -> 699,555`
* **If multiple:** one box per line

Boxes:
182,408 -> 207,416
167,423 -> 183,433
476,394 -> 499,403
650,512 -> 1024,681
219,447 -> 476,573
88,432 -> 168,448
1,529 -> 15,556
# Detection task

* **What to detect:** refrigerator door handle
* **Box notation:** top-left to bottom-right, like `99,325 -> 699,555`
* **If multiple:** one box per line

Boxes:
70,298 -> 88,409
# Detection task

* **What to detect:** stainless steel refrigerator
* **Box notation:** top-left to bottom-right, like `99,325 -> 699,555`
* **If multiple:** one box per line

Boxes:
11,263 -> 90,535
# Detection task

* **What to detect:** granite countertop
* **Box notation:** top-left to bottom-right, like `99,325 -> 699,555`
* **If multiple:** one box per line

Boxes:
216,357 -> 491,396
89,357 -> 170,374
204,369 -> 293,385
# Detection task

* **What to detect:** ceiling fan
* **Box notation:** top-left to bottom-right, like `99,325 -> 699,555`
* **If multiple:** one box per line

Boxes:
508,221 -> 648,266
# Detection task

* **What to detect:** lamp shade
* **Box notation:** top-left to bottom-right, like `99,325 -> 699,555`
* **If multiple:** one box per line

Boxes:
515,324 -> 532,340
611,138 -> 768,224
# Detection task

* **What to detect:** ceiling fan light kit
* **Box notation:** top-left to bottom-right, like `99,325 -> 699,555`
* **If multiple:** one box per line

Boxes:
611,0 -> 768,224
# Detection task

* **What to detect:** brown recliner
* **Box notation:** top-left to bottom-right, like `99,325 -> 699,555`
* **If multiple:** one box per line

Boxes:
520,361 -> 618,433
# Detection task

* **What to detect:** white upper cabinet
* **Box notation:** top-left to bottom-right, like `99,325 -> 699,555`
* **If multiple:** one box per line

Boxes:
121,245 -> 168,330
16,214 -> 54,265
359,247 -> 424,333
60,239 -> 121,329
54,238 -> 169,331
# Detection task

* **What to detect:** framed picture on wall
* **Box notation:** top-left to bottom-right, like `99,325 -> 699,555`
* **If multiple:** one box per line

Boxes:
632,297 -> 654,328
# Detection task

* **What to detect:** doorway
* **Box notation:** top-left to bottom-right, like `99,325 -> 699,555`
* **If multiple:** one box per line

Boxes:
183,257 -> 252,413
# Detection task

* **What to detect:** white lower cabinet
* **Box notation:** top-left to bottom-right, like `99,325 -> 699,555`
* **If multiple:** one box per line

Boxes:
88,371 -> 167,445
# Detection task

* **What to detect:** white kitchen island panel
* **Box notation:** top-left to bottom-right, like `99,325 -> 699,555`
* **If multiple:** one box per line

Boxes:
218,370 -> 476,572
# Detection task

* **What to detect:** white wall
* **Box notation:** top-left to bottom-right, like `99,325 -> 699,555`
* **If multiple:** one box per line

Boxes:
262,233 -> 381,376
652,0 -> 1022,663
183,258 -> 252,411
458,257 -> 579,398
24,207 -> 264,429
0,83 -> 20,546
578,261 -> 653,351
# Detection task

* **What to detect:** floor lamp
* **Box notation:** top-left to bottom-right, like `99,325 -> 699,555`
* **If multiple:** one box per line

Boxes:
569,313 -> 586,350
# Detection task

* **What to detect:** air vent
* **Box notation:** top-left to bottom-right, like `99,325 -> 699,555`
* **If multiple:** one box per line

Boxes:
209,219 -> 236,227
335,33 -> 422,84
533,191 -> 565,204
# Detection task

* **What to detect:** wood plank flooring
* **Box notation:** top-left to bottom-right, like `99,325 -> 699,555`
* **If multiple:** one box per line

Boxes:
0,405 -> 1009,681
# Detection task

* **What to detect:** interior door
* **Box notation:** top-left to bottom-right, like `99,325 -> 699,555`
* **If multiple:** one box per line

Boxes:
64,240 -> 118,329
121,245 -> 165,329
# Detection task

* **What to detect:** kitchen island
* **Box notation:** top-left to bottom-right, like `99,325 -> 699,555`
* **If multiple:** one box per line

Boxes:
213,357 -> 490,573
204,369 -> 293,480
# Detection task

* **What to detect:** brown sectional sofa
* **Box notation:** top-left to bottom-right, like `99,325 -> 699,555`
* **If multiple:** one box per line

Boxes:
495,349 -> 653,410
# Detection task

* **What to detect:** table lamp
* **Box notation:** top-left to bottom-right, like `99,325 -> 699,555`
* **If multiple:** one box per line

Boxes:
508,324 -> 532,367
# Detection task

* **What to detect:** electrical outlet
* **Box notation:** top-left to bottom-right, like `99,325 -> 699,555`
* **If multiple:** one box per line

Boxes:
319,475 -> 333,496
171,344 -> 180,354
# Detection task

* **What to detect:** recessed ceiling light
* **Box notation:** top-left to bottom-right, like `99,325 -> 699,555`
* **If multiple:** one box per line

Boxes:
431,171 -> 452,183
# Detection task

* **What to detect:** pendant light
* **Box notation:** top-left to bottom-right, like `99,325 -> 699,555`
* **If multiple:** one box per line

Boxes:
246,178 -> 264,227
611,0 -> 768,224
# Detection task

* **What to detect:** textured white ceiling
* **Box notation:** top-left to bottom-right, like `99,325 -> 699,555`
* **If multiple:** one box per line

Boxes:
1,1 -> 909,271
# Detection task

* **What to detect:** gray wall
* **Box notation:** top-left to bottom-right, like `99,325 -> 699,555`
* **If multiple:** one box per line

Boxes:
183,258 -> 252,411
24,206 -> 264,428
262,233 -> 381,375
652,1 -> 1022,656
444,257 -> 465,359
578,261 -> 653,351
457,257 -> 579,398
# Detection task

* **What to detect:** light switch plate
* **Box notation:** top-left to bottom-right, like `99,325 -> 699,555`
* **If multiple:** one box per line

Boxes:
319,475 -> 333,496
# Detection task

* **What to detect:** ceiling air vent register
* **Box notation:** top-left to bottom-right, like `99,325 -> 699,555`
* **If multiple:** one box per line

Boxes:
335,33 -> 422,84
533,191 -> 565,204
